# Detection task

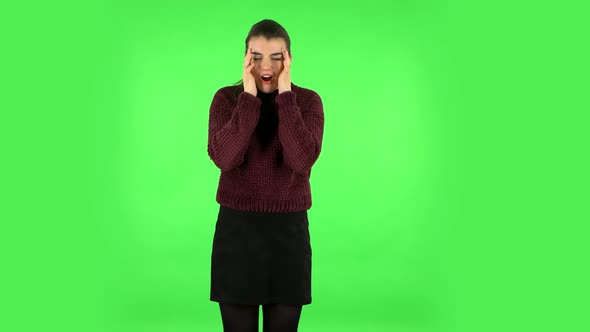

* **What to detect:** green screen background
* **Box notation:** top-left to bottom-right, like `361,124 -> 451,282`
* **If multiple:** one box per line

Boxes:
2,1 -> 588,331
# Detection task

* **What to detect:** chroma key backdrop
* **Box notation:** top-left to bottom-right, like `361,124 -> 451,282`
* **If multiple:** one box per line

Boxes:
3,1 -> 587,332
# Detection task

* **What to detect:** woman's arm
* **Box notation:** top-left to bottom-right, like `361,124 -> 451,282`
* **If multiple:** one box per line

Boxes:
276,91 -> 325,174
207,90 -> 261,171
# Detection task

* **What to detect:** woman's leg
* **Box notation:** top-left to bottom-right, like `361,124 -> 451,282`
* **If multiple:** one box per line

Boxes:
218,303 -> 260,332
262,304 -> 303,332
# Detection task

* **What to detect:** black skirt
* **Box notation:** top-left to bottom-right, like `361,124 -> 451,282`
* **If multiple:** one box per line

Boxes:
210,205 -> 312,305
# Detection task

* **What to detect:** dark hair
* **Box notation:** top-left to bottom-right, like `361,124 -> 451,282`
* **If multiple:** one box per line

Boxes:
231,19 -> 291,100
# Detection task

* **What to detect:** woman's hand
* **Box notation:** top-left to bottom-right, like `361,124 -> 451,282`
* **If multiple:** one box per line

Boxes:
243,48 -> 257,96
278,47 -> 291,94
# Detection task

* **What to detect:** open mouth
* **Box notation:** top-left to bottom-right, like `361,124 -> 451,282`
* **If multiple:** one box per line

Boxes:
261,74 -> 273,83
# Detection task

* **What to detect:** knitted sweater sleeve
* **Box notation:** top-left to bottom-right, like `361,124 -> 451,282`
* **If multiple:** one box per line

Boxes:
276,90 -> 325,173
207,89 -> 262,171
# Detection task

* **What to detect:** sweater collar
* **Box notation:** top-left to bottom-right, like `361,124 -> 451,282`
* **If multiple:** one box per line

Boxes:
258,89 -> 278,99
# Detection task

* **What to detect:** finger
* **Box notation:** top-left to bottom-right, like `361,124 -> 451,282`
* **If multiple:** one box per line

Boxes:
283,49 -> 290,66
244,48 -> 251,62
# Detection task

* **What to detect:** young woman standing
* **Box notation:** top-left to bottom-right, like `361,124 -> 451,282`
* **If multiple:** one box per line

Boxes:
207,19 -> 324,332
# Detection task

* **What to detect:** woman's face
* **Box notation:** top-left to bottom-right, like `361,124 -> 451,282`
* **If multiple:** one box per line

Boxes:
248,36 -> 290,93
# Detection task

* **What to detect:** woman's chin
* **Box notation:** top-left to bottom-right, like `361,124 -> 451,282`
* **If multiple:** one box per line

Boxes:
258,84 -> 276,93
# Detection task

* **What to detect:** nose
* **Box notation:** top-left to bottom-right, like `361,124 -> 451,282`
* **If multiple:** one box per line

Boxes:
259,57 -> 273,71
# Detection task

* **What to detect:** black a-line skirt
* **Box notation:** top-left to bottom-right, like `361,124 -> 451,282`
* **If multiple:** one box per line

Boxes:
210,204 -> 312,306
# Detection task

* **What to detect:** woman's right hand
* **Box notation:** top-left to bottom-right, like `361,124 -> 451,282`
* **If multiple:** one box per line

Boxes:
243,48 -> 257,96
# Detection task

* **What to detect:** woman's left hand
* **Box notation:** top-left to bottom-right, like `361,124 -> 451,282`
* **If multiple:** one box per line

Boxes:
278,47 -> 291,94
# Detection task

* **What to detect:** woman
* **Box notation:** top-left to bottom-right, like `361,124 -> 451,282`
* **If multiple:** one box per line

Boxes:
207,19 -> 325,331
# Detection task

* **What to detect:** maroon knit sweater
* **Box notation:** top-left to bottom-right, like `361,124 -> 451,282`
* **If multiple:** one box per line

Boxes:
207,82 -> 324,213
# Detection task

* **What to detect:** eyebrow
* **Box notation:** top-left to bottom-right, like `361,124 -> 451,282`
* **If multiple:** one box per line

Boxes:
252,52 -> 283,56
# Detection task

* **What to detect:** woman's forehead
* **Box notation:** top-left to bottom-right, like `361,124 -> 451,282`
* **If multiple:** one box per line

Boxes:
248,36 -> 286,52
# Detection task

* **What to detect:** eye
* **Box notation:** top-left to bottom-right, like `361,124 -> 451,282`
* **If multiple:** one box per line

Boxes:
253,58 -> 262,61
272,58 -> 282,61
